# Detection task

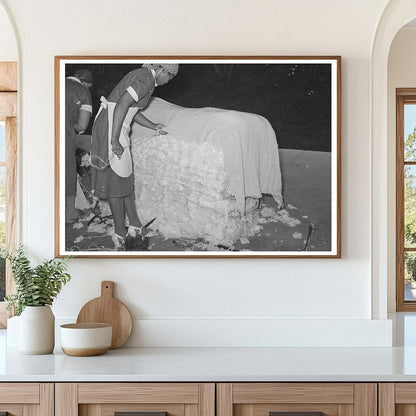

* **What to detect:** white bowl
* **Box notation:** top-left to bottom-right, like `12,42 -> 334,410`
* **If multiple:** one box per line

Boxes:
60,323 -> 112,356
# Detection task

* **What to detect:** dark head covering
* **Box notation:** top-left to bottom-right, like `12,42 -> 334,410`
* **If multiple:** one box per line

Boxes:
75,69 -> 93,84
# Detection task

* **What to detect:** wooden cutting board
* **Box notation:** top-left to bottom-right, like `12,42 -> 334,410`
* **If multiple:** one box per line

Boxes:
76,281 -> 133,349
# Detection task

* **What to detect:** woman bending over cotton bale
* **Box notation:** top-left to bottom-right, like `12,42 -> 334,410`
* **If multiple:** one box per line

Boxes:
90,63 -> 179,250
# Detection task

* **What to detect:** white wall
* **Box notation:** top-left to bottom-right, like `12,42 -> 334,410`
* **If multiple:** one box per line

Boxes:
0,3 -> 16,61
387,26 -> 416,312
0,0 -> 394,347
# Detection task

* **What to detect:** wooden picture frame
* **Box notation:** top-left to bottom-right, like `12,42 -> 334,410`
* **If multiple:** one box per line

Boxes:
55,56 -> 341,258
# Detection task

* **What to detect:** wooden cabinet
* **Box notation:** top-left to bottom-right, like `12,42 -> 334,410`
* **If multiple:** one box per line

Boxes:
217,383 -> 377,416
0,383 -> 53,415
379,383 -> 416,416
55,383 -> 215,416
0,381 -> 410,416
53,381 -> 380,416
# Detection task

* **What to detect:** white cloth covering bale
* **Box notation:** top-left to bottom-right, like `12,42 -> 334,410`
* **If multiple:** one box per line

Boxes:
130,98 -> 282,245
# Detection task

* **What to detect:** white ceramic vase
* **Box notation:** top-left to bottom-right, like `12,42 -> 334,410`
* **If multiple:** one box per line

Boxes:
19,305 -> 55,354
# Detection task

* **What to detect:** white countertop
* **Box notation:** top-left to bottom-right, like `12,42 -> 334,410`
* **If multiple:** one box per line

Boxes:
3,313 -> 416,382
2,345 -> 416,382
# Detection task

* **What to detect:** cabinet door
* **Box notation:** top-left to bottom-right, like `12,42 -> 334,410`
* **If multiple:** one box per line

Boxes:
217,383 -> 377,416
379,383 -> 416,416
0,383 -> 53,416
55,383 -> 215,416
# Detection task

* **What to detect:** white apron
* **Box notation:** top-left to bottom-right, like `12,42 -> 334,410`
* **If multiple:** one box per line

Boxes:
97,96 -> 139,178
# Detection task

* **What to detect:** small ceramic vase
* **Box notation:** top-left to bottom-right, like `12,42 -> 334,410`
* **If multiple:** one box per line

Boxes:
18,305 -> 55,354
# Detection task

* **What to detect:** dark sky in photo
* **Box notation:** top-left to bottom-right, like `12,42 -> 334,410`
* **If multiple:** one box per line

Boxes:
66,62 -> 332,152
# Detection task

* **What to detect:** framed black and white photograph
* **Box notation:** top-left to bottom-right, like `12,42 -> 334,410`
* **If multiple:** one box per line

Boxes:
55,56 -> 341,258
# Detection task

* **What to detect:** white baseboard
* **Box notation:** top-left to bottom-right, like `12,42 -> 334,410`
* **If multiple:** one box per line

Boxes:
52,317 -> 393,348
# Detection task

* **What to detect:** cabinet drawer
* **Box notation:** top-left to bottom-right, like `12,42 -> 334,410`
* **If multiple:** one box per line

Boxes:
217,383 -> 376,416
0,383 -> 39,403
56,383 -> 215,416
78,383 -> 200,404
0,383 -> 53,415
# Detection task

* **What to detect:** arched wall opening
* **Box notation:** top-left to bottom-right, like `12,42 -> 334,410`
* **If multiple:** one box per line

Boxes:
387,19 -> 416,313
0,0 -> 18,327
371,1 -> 416,318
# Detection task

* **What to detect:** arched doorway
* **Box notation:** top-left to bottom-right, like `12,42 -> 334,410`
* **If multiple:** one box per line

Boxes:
0,0 -> 18,327
371,1 -> 416,318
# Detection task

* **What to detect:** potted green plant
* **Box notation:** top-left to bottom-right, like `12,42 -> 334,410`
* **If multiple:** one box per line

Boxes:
4,246 -> 71,354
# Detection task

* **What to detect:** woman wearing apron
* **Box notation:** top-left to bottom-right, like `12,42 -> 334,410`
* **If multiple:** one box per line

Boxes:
91,63 -> 179,250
